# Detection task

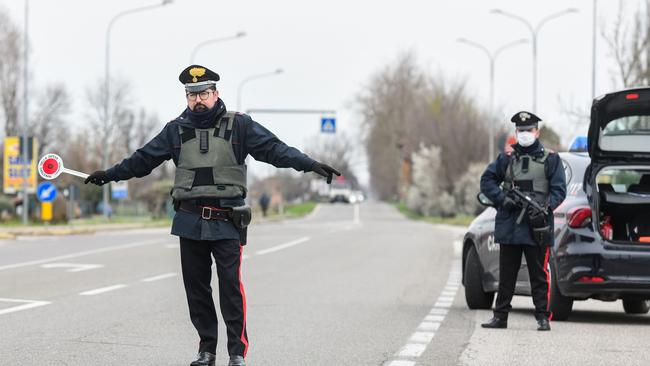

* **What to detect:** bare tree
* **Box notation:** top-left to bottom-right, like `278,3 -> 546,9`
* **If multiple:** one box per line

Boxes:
304,132 -> 361,189
29,83 -> 71,155
602,0 -> 650,88
0,6 -> 22,137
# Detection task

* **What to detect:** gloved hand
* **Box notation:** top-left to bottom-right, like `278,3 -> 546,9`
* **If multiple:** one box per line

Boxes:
500,196 -> 517,212
310,161 -> 341,184
84,170 -> 112,186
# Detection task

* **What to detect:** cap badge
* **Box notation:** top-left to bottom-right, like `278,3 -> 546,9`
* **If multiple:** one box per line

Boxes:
519,112 -> 530,121
189,67 -> 206,83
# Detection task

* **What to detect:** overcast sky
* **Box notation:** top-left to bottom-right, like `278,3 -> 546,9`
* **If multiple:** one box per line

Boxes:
0,0 -> 634,184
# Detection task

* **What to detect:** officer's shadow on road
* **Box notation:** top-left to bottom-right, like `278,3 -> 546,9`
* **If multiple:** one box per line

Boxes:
508,308 -> 650,326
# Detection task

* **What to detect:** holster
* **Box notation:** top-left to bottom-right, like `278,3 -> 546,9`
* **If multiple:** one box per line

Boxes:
229,205 -> 252,246
528,207 -> 552,247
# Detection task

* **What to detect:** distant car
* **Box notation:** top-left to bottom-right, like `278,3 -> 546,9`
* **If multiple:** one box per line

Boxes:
462,88 -> 650,320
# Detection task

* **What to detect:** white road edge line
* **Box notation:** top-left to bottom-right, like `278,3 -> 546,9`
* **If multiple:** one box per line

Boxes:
79,284 -> 127,296
386,249 -> 462,365
255,236 -> 310,256
0,239 -> 169,271
353,203 -> 361,224
141,273 -> 178,282
0,298 -> 51,315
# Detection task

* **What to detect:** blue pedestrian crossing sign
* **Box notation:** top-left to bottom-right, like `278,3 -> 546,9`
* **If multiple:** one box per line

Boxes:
321,117 -> 336,134
37,182 -> 57,202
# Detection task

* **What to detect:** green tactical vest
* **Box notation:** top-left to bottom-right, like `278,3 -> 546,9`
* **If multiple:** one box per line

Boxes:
171,112 -> 247,201
503,149 -> 550,203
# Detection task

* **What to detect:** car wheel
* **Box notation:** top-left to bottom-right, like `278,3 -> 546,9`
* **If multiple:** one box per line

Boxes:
549,261 -> 573,321
622,299 -> 650,314
464,245 -> 494,309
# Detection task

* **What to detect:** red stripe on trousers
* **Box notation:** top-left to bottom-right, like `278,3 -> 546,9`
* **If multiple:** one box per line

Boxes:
239,244 -> 249,357
542,247 -> 553,320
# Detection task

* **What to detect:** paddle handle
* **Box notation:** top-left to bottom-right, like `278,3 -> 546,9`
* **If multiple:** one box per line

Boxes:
62,168 -> 89,179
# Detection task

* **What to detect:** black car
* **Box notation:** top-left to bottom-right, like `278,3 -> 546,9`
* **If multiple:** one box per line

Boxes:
463,88 -> 650,320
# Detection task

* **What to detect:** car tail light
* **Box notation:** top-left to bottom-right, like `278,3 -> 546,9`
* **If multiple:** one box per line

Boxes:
640,237 -> 650,243
567,207 -> 592,228
578,276 -> 605,283
626,93 -> 639,100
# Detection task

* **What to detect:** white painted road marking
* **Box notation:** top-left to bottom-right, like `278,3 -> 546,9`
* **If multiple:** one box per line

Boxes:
0,298 -> 51,315
255,236 -> 310,256
40,263 -> 104,272
353,203 -> 361,224
0,239 -> 169,271
386,236 -> 463,366
141,273 -> 177,282
79,284 -> 127,296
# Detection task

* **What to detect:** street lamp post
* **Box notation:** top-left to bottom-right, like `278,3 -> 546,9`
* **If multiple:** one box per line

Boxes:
21,0 -> 29,225
457,37 -> 528,161
491,8 -> 578,112
190,31 -> 246,64
236,69 -> 284,111
592,0 -> 598,98
102,0 -> 172,218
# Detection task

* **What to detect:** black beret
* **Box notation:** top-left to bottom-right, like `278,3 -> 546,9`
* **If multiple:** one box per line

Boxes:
510,111 -> 541,129
179,65 -> 220,92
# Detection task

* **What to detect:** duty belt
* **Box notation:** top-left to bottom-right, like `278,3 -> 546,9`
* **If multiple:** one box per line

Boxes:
179,201 -> 230,221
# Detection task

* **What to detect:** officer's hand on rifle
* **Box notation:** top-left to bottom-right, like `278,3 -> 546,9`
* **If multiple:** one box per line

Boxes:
84,170 -> 111,186
310,161 -> 341,184
500,196 -> 517,212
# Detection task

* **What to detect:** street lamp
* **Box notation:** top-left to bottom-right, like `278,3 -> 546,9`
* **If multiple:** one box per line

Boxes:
457,37 -> 528,161
491,8 -> 579,112
102,0 -> 172,218
190,31 -> 246,63
236,69 -> 284,111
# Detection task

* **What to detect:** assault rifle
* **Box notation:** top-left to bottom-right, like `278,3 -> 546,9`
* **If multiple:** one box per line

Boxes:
508,187 -> 552,246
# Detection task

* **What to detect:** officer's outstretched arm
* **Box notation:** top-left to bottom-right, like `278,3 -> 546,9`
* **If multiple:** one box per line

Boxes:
104,124 -> 173,182
244,117 -> 315,172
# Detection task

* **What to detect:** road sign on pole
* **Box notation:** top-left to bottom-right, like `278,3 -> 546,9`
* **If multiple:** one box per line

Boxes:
111,181 -> 128,200
321,117 -> 336,134
37,182 -> 57,203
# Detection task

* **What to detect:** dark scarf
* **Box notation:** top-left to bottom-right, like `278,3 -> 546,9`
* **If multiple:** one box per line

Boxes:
512,139 -> 543,157
185,99 -> 226,129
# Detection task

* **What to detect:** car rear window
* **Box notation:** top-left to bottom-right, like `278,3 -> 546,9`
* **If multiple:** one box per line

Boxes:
600,115 -> 650,153
597,168 -> 650,193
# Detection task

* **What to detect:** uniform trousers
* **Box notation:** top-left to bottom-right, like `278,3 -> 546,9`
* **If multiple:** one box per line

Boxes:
494,244 -> 552,321
180,237 -> 248,357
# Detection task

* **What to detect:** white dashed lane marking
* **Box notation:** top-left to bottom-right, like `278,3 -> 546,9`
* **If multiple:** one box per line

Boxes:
255,237 -> 310,256
141,273 -> 178,282
79,284 -> 128,296
385,239 -> 463,366
0,298 -> 51,315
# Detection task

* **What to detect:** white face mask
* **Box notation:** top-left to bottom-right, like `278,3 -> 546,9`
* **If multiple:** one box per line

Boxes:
517,131 -> 536,147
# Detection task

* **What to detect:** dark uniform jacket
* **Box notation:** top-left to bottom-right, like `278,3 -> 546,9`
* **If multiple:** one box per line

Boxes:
105,99 -> 316,241
480,140 -> 566,246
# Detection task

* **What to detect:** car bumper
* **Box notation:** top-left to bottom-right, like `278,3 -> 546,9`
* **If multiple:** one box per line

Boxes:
556,237 -> 650,299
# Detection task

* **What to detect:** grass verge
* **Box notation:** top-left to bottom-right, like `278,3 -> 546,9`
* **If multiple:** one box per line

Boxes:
394,202 -> 474,227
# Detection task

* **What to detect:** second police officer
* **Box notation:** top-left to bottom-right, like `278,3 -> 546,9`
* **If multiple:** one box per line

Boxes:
84,65 -> 340,366
479,111 -> 566,331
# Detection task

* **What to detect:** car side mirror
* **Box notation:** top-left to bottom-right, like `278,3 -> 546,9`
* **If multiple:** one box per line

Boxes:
476,192 -> 496,207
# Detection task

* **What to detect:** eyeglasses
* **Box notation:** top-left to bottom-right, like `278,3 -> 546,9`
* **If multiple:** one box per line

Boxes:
186,90 -> 214,101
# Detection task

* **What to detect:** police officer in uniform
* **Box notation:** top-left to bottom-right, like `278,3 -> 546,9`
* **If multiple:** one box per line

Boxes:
479,111 -> 566,331
84,65 -> 340,366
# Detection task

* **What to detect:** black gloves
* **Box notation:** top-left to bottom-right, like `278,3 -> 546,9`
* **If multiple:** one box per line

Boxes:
310,161 -> 341,184
84,170 -> 112,186
500,196 -> 517,212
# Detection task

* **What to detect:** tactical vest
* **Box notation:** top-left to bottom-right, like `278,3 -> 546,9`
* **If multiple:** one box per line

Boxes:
171,112 -> 247,201
503,150 -> 550,204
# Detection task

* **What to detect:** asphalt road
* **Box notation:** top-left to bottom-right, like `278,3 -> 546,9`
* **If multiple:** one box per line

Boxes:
0,202 -> 648,365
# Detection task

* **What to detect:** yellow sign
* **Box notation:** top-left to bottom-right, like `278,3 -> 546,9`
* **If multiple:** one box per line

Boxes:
41,202 -> 52,221
3,137 -> 38,194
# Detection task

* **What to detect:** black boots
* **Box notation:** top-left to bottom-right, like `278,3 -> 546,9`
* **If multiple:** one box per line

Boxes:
190,352 -> 215,366
228,355 -> 246,366
537,318 -> 551,331
481,317 -> 508,329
